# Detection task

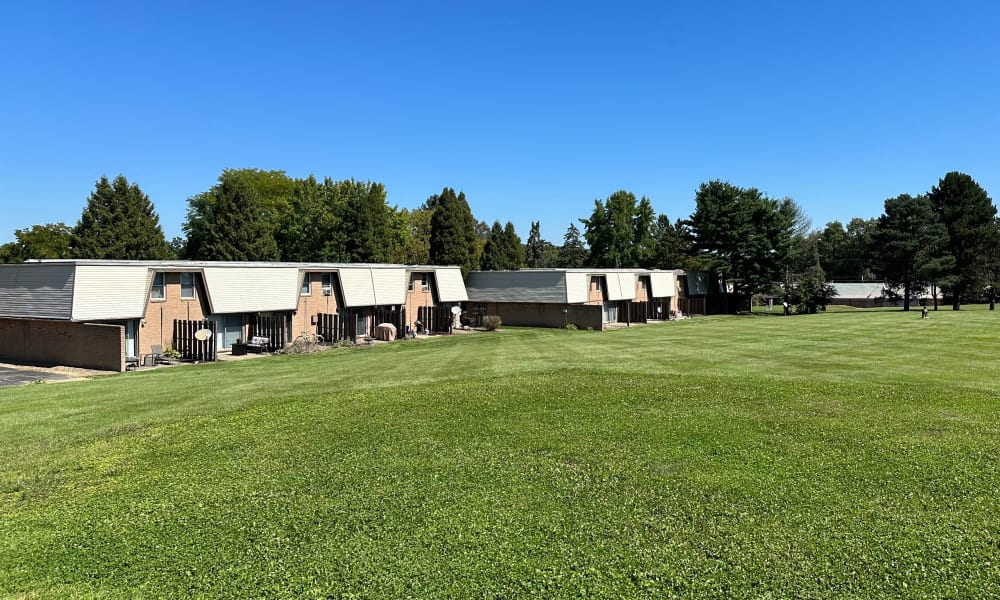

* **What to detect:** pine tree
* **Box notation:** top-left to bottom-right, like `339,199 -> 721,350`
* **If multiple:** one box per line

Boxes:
927,172 -> 998,309
336,180 -> 392,263
429,188 -> 477,276
502,221 -> 525,269
480,221 -> 506,271
196,172 -> 280,261
71,175 -> 171,259
873,194 -> 951,311
525,221 -> 545,268
557,223 -> 588,268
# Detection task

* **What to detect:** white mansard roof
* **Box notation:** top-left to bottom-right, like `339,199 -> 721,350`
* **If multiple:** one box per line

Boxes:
0,260 -> 469,321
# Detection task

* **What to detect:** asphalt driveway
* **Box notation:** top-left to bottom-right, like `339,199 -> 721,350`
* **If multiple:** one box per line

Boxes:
0,365 -> 71,387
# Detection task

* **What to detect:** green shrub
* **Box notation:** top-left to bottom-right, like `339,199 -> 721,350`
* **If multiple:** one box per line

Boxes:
564,323 -> 578,330
482,315 -> 502,331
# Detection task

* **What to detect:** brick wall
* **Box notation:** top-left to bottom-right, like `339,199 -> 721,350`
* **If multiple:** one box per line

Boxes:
405,272 -> 436,332
142,272 -> 208,356
477,302 -> 604,330
293,273 -> 340,339
0,318 -> 125,371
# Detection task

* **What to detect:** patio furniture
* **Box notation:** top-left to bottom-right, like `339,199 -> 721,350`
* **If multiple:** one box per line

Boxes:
143,345 -> 167,366
126,356 -> 139,371
246,336 -> 270,353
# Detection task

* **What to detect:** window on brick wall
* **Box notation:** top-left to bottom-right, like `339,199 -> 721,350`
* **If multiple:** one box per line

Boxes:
301,274 -> 311,295
421,273 -> 429,291
322,273 -> 333,296
180,273 -> 195,299
151,272 -> 165,300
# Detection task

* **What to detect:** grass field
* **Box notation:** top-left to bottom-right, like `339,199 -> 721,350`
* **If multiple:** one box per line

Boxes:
2,308 -> 999,598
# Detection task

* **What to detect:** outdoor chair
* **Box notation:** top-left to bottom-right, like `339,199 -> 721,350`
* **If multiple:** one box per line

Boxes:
247,336 -> 270,353
143,345 -> 167,366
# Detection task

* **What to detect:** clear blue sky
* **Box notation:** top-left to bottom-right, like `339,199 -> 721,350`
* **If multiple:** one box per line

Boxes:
2,1 -> 998,245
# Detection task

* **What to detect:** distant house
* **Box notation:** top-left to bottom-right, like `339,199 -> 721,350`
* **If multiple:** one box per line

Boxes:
0,260 -> 467,371
829,282 -> 940,308
464,268 -> 681,330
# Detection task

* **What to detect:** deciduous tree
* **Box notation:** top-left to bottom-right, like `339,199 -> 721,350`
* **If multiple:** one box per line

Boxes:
0,223 -> 73,263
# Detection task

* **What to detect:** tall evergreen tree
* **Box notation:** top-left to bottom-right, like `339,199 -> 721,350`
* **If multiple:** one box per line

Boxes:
688,180 -> 795,308
581,191 -> 639,267
502,221 -> 525,269
525,221 -> 546,268
196,172 -> 280,261
185,169 -> 295,260
651,215 -> 694,269
927,172 -> 998,309
632,197 -> 657,267
428,187 -> 477,276
71,175 -> 171,260
480,221 -> 505,271
557,223 -> 588,268
336,180 -> 393,263
873,194 -> 951,311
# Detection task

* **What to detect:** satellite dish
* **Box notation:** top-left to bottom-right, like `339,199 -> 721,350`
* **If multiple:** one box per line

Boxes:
451,306 -> 461,315
194,328 -> 213,341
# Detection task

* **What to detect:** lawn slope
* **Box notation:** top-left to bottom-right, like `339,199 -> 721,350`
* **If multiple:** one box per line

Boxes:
1,310 -> 999,598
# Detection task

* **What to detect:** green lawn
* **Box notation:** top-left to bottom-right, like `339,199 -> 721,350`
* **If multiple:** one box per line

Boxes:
1,309 -> 999,598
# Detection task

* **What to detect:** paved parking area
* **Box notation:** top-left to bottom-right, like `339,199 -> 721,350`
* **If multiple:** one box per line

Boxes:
0,365 -> 72,388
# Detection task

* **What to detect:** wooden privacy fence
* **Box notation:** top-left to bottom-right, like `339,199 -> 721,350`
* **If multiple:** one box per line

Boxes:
316,312 -> 354,342
616,300 -> 671,325
416,305 -> 454,334
678,296 -> 706,316
173,319 -> 217,362
248,314 -> 289,351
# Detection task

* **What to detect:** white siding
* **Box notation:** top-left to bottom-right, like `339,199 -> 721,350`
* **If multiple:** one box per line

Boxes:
72,265 -> 150,320
433,267 -> 468,302
649,271 -> 676,297
338,267 -> 377,307
606,272 -> 634,301
565,272 -> 589,304
201,267 -> 300,313
371,268 -> 406,305
0,264 -> 75,320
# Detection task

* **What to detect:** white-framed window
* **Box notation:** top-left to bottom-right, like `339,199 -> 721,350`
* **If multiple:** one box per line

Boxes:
421,273 -> 429,292
408,274 -> 415,292
593,277 -> 602,291
151,272 -> 165,300
180,273 -> 195,299
301,274 -> 311,295
321,273 -> 333,296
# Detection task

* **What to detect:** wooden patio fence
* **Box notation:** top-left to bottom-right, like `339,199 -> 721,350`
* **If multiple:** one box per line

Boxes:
248,314 -> 289,351
315,312 -> 354,342
172,319 -> 217,362
416,305 -> 454,334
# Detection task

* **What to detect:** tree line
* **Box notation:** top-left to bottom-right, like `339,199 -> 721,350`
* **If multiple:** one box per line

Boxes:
3,169 -> 997,310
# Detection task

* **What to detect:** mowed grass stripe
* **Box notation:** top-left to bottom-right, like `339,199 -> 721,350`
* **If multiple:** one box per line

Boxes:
1,309 -> 999,597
